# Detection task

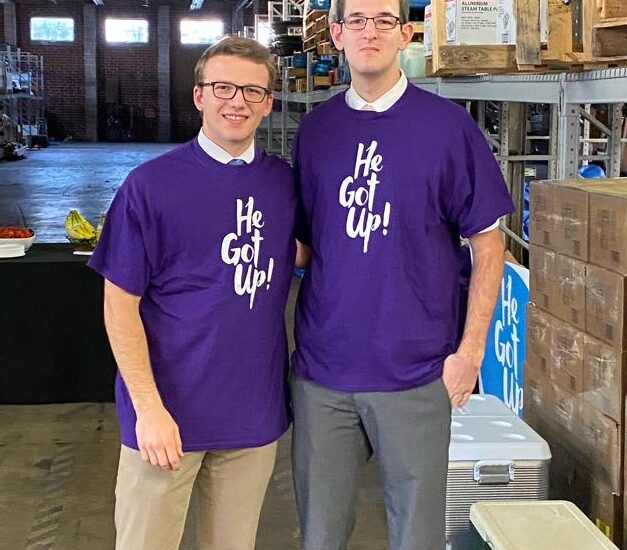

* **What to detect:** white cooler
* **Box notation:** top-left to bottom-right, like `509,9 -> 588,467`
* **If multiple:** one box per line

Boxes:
446,395 -> 551,543
469,501 -> 618,549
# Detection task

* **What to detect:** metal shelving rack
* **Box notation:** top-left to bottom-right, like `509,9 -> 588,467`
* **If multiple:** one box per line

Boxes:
0,46 -> 47,146
270,68 -> 627,255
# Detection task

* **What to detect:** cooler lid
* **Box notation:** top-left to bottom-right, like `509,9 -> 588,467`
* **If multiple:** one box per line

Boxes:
449,415 -> 551,461
453,394 -> 516,418
470,501 -> 618,550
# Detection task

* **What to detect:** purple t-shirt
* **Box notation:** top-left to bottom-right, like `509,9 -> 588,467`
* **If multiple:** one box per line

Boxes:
89,139 -> 296,450
292,84 -> 515,392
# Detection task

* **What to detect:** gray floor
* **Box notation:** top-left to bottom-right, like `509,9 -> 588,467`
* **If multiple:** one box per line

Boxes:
0,144 -> 389,550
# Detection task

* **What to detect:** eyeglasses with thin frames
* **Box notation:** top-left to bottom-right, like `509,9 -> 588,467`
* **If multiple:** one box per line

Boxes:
198,81 -> 271,103
339,15 -> 401,30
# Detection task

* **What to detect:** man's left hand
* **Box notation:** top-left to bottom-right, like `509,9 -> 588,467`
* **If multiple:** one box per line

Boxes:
442,350 -> 483,408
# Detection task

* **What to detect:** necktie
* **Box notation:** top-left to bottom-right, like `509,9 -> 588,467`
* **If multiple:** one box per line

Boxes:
228,158 -> 246,166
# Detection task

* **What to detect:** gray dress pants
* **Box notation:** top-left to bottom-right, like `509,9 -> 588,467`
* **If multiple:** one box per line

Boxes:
291,375 -> 451,550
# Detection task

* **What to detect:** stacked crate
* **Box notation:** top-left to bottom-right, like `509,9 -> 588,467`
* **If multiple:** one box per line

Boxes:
303,10 -> 330,52
525,178 -> 627,547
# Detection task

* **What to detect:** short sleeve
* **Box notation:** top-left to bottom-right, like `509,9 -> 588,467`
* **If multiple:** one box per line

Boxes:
88,175 -> 151,296
442,114 -> 516,238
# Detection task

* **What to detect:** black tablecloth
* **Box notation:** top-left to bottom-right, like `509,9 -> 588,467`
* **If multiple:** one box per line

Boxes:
0,243 -> 116,403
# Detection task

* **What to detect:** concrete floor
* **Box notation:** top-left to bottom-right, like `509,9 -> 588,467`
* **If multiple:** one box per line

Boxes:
0,143 -> 389,550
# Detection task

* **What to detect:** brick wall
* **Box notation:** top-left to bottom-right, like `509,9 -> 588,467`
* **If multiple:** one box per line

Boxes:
17,1 -> 86,139
97,4 -> 159,141
8,0 -> 235,142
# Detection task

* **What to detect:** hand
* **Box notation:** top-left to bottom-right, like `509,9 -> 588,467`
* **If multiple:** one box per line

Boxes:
442,350 -> 482,408
135,404 -> 184,471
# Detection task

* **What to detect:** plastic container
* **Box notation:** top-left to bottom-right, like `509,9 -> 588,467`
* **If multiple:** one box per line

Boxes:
400,42 -> 426,78
452,394 -> 515,418
447,407 -> 551,540
469,501 -> 618,549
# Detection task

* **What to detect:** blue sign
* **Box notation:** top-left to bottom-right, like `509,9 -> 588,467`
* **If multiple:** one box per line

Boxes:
479,262 -> 529,417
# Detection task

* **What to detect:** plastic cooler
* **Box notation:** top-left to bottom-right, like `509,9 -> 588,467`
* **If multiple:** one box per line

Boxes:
447,395 -> 551,542
469,501 -> 618,549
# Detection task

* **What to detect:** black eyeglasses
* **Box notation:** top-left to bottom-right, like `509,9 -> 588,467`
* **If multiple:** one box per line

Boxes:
198,81 -> 271,103
339,15 -> 401,30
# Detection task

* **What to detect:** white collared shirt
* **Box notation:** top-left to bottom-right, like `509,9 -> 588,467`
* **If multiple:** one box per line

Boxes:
197,129 -> 255,164
345,70 -> 408,112
345,71 -> 499,234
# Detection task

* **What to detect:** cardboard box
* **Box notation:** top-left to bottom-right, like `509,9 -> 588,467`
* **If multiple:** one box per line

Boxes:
584,334 -> 627,424
549,437 -> 623,546
526,304 -> 552,379
313,75 -> 330,88
552,183 -> 590,262
579,405 -> 622,494
424,5 -> 433,56
446,0 -> 499,45
589,181 -> 627,275
586,264 -> 627,350
529,244 -> 554,311
551,381 -> 584,439
523,359 -> 549,431
287,67 -> 307,78
551,316 -> 584,394
530,180 -> 589,261
527,304 -> 584,393
529,245 -> 586,329
553,252 -> 586,329
529,181 -> 554,250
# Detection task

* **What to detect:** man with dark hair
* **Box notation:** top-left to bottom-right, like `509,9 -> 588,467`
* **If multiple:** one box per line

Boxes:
290,0 -> 516,548
89,37 -> 296,550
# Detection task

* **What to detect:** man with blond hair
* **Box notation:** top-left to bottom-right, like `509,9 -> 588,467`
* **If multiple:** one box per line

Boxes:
89,37 -> 296,550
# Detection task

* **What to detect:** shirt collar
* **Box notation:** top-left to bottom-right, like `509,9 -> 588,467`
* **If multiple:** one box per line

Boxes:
345,70 -> 408,112
197,129 -> 255,164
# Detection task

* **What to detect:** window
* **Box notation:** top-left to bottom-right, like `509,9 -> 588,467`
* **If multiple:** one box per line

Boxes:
180,19 -> 224,45
255,21 -> 272,47
105,19 -> 149,43
30,17 -> 74,42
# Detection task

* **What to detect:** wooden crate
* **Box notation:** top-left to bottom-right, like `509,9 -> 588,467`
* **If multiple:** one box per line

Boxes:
315,29 -> 329,44
599,0 -> 627,20
315,15 -> 328,33
516,0 -> 627,70
316,41 -> 337,55
313,75 -> 331,88
593,17 -> 627,58
305,9 -> 327,26
303,36 -> 317,52
427,0 -> 518,75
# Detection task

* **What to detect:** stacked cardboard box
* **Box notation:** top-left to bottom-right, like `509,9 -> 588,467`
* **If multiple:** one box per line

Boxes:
526,178 -> 627,547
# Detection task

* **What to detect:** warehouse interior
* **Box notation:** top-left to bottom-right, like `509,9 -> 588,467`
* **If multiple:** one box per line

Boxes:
2,0 -> 627,548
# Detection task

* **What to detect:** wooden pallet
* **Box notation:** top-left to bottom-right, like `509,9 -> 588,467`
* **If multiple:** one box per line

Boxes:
518,0 -> 627,69
426,0 -> 627,76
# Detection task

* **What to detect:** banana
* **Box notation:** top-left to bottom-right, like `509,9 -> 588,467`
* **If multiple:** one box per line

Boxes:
64,209 -> 97,241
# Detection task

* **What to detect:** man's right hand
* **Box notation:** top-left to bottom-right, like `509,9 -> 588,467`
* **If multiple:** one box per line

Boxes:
135,404 -> 184,471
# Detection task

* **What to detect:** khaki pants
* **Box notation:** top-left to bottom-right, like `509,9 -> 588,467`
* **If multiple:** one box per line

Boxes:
115,441 -> 277,550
